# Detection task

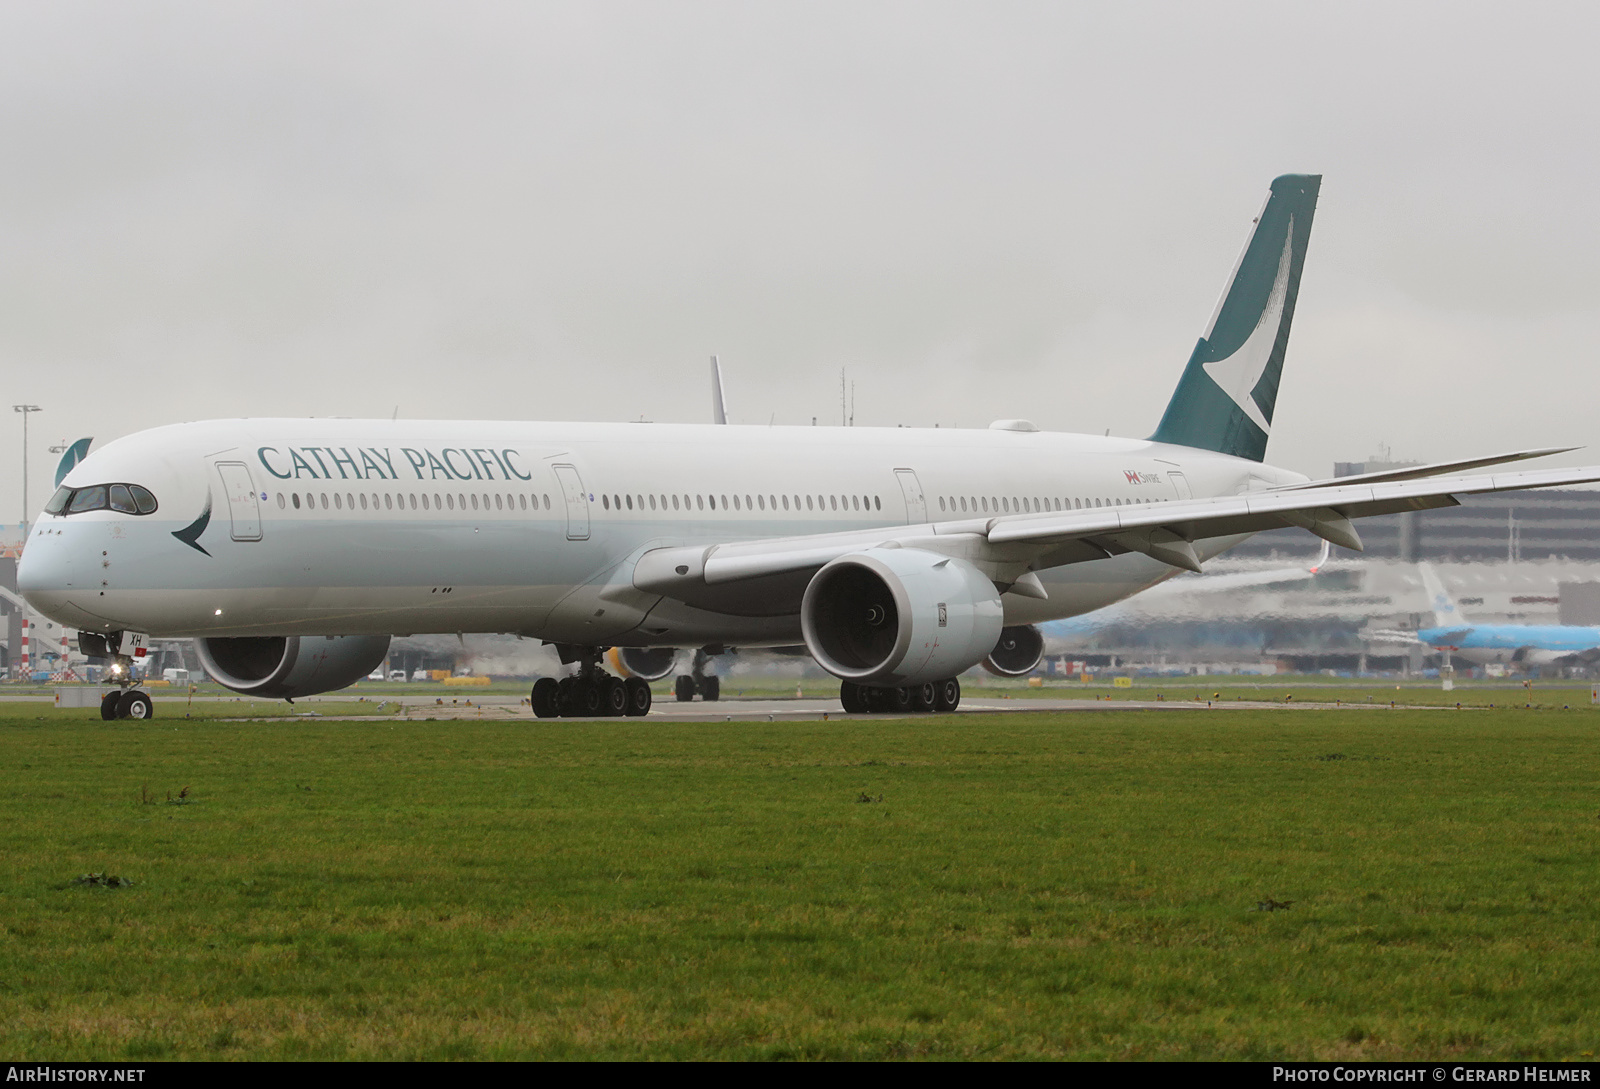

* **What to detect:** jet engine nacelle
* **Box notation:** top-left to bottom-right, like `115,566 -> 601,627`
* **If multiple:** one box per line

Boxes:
196,635 -> 392,699
801,547 -> 1004,687
607,646 -> 679,681
983,625 -> 1045,677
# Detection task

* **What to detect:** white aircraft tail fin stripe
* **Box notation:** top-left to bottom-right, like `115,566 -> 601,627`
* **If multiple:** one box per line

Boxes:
1417,562 -> 1466,628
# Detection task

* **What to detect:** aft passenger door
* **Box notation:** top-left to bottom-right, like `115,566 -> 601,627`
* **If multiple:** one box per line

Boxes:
552,464 -> 590,541
215,462 -> 262,542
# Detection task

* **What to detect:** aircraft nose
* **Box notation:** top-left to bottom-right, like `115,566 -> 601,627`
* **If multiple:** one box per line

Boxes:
17,526 -> 79,622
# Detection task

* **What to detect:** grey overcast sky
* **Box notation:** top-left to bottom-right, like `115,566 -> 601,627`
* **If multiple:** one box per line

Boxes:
3,1 -> 1598,520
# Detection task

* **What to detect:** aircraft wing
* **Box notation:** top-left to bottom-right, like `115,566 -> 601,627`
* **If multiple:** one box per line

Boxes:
1276,447 -> 1578,491
1362,629 -> 1425,646
634,463 -> 1600,608
1134,544 -> 1331,596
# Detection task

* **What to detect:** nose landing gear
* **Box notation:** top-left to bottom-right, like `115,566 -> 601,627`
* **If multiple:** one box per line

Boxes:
92,640 -> 155,720
116,689 -> 154,719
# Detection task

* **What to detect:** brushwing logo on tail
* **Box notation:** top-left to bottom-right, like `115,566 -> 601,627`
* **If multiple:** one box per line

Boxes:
1148,174 -> 1319,463
1200,216 -> 1294,435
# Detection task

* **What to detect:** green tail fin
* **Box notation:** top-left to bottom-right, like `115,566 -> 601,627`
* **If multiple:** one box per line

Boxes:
1150,174 -> 1320,461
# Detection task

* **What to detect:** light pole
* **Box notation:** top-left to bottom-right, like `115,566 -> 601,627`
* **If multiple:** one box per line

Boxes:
11,405 -> 39,685
13,405 -> 40,539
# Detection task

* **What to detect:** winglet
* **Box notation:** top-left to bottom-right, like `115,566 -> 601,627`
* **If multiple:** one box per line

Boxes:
1151,175 -> 1321,461
710,355 -> 728,425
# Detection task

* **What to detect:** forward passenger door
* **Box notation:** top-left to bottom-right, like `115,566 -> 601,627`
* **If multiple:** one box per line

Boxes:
552,464 -> 590,541
215,462 -> 263,542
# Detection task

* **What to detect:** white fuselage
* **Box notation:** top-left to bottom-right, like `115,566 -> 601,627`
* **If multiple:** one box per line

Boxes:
17,418 -> 1303,647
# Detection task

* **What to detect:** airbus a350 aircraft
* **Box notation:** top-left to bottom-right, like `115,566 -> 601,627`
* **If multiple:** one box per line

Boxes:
20,175 -> 1600,719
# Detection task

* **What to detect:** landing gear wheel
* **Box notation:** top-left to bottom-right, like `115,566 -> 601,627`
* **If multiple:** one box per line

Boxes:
601,676 -> 629,717
555,676 -> 576,715
698,675 -> 720,701
675,675 -> 696,702
531,677 -> 559,718
865,686 -> 892,714
100,691 -> 122,721
624,677 -> 652,717
118,690 -> 154,720
933,677 -> 961,713
573,679 -> 603,717
910,682 -> 937,713
839,681 -> 866,714
888,686 -> 914,713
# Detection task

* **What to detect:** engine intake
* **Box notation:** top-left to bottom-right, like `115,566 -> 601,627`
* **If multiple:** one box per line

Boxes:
983,625 -> 1045,677
801,548 -> 1003,687
609,646 -> 679,681
196,635 -> 392,699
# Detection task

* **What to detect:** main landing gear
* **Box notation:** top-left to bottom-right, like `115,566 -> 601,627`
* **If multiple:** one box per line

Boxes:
530,645 -> 651,719
839,677 -> 961,714
673,647 -> 721,702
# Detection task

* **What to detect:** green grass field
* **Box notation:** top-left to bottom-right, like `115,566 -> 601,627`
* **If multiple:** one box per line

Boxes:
2,704 -> 1598,1060
992,676 -> 1600,711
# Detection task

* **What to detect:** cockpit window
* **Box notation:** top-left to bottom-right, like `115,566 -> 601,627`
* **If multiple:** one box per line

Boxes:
49,483 -> 159,517
68,486 -> 107,513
